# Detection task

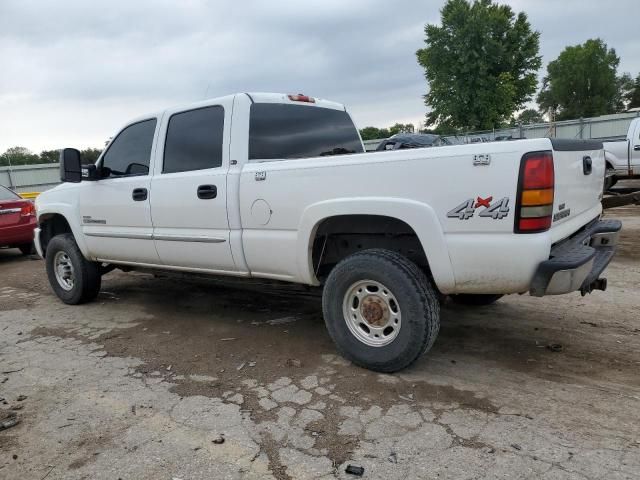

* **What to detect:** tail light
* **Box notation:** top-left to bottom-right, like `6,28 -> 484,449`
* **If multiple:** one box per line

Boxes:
287,94 -> 315,103
515,151 -> 554,233
20,202 -> 35,217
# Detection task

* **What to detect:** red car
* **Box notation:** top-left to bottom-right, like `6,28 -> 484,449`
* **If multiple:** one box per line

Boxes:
0,185 -> 37,255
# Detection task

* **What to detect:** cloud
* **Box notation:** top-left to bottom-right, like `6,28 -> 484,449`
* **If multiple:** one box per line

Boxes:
0,0 -> 638,152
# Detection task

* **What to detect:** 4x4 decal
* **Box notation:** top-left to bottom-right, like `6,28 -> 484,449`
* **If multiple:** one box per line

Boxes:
447,196 -> 510,220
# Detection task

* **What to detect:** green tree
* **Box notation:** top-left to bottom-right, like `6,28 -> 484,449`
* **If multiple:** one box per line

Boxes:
538,39 -> 620,120
388,123 -> 415,135
511,108 -> 544,125
623,73 -> 640,110
0,146 -> 40,167
39,150 -> 60,164
80,148 -> 102,164
359,127 -> 390,140
416,0 -> 541,131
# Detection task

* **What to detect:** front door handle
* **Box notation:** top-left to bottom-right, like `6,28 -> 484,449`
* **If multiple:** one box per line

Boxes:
132,188 -> 148,201
634,145 -> 640,151
197,184 -> 217,199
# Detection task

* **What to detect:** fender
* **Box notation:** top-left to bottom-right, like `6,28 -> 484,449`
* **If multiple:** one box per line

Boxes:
296,197 -> 456,292
35,200 -> 91,259
604,150 -> 630,176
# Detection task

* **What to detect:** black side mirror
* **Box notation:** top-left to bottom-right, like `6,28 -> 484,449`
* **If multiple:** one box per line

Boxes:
59,148 -> 82,183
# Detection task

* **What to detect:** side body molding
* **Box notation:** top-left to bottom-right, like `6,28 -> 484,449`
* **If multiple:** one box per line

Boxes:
296,197 -> 456,292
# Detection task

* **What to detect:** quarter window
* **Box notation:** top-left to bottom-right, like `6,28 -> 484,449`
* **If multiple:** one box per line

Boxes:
249,103 -> 364,161
163,106 -> 225,173
101,119 -> 157,177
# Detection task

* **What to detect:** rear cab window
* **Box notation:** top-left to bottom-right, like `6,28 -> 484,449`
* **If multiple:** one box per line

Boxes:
249,103 -> 363,161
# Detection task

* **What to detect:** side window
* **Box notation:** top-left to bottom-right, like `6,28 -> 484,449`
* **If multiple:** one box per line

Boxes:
163,106 -> 224,174
102,119 -> 157,177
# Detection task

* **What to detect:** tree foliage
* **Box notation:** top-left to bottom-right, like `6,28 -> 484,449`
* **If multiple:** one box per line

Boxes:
416,0 -> 541,131
0,147 -> 40,167
620,73 -> 640,110
0,147 -> 103,167
537,39 -> 621,119
359,123 -> 415,140
511,108 -> 544,125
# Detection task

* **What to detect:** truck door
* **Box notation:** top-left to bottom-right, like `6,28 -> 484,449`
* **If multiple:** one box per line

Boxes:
149,99 -> 237,271
79,118 -> 161,264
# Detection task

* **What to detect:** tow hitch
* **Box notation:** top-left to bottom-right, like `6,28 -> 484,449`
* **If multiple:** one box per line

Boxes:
581,278 -> 607,296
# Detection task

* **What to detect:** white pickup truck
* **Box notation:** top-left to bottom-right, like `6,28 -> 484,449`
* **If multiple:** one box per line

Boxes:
604,116 -> 640,188
35,93 -> 621,372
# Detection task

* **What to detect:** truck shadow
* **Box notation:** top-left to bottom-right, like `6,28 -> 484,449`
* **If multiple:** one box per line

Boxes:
90,271 -> 639,390
0,248 -> 38,265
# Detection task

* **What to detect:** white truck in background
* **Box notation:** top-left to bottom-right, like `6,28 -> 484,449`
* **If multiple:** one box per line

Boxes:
34,93 -> 621,372
604,117 -> 640,189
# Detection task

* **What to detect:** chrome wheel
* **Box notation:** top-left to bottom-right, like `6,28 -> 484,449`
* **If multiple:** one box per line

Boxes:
342,279 -> 401,347
53,251 -> 75,291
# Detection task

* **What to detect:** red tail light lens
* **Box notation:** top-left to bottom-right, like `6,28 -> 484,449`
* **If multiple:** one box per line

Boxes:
522,153 -> 554,189
20,202 -> 35,217
515,151 -> 555,233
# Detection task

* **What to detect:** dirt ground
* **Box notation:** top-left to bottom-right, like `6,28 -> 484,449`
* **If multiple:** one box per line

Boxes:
1,205 -> 639,479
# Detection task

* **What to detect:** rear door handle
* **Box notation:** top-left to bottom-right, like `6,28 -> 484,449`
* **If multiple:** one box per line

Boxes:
634,145 -> 640,151
132,188 -> 148,201
197,184 -> 217,199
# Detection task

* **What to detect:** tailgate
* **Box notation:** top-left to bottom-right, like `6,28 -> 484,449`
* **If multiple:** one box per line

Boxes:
550,139 -> 604,228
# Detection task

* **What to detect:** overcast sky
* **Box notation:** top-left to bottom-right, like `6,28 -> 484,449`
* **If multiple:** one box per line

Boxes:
1,0 -> 639,153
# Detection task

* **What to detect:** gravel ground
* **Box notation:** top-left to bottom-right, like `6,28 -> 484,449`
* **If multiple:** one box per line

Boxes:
0,205 -> 639,479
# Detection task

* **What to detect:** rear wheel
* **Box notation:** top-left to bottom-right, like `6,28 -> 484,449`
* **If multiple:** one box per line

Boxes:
322,249 -> 440,373
450,294 -> 503,306
18,243 -> 34,255
45,234 -> 101,305
604,167 -> 617,191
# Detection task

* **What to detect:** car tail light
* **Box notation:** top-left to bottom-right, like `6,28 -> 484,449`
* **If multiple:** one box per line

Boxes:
20,202 -> 35,217
515,151 -> 554,233
287,94 -> 315,103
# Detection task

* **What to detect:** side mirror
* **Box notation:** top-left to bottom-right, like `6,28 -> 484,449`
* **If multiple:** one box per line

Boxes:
59,148 -> 82,183
82,164 -> 100,181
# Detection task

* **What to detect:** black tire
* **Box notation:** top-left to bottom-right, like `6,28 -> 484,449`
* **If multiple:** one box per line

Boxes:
322,249 -> 440,373
18,243 -> 34,255
604,168 -> 617,191
45,233 -> 101,305
450,294 -> 503,306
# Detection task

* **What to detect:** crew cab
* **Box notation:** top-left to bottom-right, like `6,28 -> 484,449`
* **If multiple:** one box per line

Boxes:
604,116 -> 640,188
34,93 -> 621,372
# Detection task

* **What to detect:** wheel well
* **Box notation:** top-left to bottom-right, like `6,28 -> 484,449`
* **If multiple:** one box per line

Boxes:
311,215 -> 429,282
39,214 -> 72,257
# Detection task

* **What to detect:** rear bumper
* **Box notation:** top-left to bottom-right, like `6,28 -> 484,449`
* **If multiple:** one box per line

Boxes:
530,219 -> 621,297
0,221 -> 36,247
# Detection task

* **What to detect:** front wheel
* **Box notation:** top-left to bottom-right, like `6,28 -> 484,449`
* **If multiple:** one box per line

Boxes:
322,249 -> 440,373
45,234 -> 102,305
